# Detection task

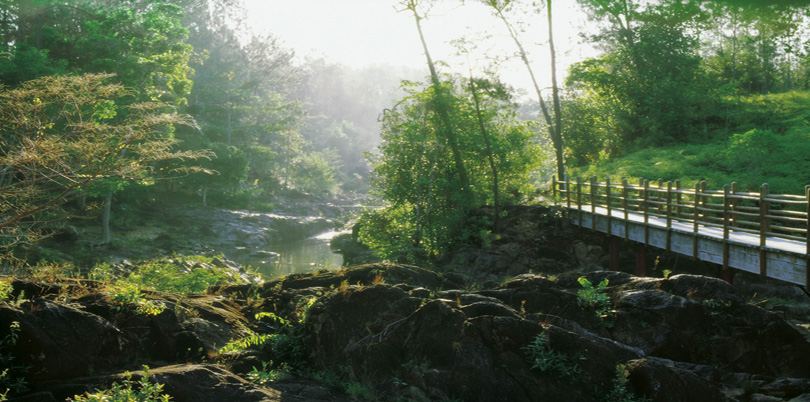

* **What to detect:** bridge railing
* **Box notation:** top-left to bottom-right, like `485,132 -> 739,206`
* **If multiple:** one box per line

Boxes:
552,176 -> 810,256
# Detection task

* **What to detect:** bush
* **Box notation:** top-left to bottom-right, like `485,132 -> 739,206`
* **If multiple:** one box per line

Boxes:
90,255 -> 250,295
69,367 -> 170,402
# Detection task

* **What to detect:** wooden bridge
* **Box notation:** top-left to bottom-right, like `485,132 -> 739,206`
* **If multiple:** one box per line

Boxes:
552,176 -> 810,288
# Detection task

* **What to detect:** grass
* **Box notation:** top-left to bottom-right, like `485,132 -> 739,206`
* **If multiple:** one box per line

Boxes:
68,366 -> 171,402
571,91 -> 810,196
89,255 -> 254,295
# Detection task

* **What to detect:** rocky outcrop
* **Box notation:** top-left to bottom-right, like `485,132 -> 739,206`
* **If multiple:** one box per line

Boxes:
2,264 -> 810,401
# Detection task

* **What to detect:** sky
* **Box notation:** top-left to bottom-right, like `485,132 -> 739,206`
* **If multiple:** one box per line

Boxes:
244,0 -> 599,96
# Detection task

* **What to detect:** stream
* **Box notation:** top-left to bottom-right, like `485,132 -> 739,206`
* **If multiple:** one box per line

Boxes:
233,230 -> 345,279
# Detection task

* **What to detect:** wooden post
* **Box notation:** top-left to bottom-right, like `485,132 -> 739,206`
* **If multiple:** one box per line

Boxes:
590,176 -> 597,231
759,183 -> 769,278
643,179 -> 650,246
636,243 -> 648,277
730,182 -> 738,228
609,236 -> 621,271
675,180 -> 682,219
565,173 -> 571,211
805,185 -> 810,289
576,176 -> 583,228
666,181 -> 672,252
622,177 -> 629,241
606,176 -> 612,236
692,181 -> 700,260
657,178 -> 664,215
722,184 -> 732,283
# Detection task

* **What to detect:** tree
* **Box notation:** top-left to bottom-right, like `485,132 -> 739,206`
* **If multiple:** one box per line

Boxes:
399,0 -> 471,195
483,0 -> 565,179
569,0 -> 712,147
361,78 -> 541,260
0,73 -> 208,252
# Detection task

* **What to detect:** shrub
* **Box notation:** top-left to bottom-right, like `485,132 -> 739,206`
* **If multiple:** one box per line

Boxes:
577,277 -> 611,319
0,282 -> 11,302
108,283 -> 165,316
0,322 -> 27,396
90,255 -> 251,295
522,332 -> 583,380
69,366 -> 170,402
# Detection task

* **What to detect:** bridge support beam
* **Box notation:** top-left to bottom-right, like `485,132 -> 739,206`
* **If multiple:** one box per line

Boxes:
635,244 -> 648,277
609,236 -> 621,271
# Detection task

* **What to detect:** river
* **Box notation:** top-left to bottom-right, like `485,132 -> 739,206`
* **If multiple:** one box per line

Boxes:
232,230 -> 346,279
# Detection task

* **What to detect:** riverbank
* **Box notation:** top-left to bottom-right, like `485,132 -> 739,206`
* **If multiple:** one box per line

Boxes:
3,206 -> 810,401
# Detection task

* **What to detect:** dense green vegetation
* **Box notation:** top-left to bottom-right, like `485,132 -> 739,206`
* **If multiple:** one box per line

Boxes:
564,0 -> 810,186
572,91 -> 810,194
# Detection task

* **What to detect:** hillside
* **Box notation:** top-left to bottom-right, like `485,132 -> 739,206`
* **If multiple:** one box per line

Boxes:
569,91 -> 810,195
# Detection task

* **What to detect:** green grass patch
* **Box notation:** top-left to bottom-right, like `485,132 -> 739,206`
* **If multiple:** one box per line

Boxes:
89,255 -> 250,295
572,91 -> 810,195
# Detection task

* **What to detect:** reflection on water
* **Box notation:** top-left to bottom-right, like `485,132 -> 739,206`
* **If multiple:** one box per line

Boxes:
239,231 -> 345,279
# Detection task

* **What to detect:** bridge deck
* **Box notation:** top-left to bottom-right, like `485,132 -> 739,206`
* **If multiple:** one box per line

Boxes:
569,204 -> 809,286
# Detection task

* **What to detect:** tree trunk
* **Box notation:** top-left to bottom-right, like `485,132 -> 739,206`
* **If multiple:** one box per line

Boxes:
468,78 -> 500,230
408,3 -> 471,196
491,3 -> 565,180
100,191 -> 112,244
547,0 -> 565,181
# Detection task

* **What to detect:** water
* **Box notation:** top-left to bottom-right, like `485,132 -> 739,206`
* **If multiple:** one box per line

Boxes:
236,230 -> 346,279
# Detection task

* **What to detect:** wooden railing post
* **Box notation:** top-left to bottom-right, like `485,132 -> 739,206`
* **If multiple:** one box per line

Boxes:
606,176 -> 612,236
657,178 -> 664,215
722,184 -> 732,282
806,185 -> 810,289
666,181 -> 673,252
643,179 -> 650,246
565,174 -> 571,211
760,183 -> 770,278
692,181 -> 701,260
590,176 -> 597,230
622,177 -> 629,241
730,182 -> 739,228
675,180 -> 682,219
576,176 -> 583,228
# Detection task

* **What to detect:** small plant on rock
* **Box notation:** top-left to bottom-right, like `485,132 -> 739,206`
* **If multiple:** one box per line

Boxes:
69,366 -> 171,402
246,361 -> 287,385
108,283 -> 165,316
0,322 -> 28,396
0,282 -> 11,302
603,364 -> 650,402
577,277 -> 612,324
522,332 -> 583,381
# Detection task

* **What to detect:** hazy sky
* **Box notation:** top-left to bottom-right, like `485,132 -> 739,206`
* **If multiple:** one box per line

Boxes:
244,0 -> 598,96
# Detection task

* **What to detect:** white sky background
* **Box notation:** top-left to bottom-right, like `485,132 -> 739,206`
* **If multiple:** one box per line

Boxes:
244,0 -> 599,98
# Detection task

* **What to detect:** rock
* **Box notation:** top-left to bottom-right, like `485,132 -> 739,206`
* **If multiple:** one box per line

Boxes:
626,357 -> 724,402
258,263 -> 442,292
0,301 -> 134,382
33,364 -> 349,402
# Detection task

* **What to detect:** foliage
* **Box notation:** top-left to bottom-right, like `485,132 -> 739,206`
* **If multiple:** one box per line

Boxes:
69,366 -> 171,402
571,91 -> 810,195
522,332 -> 583,380
577,277 -> 611,320
107,283 -> 166,316
0,282 -> 11,302
603,364 -> 649,402
218,330 -> 271,354
0,73 -> 207,251
220,298 -> 314,364
361,77 -> 541,259
246,361 -> 287,385
0,321 -> 27,396
89,255 -> 249,295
